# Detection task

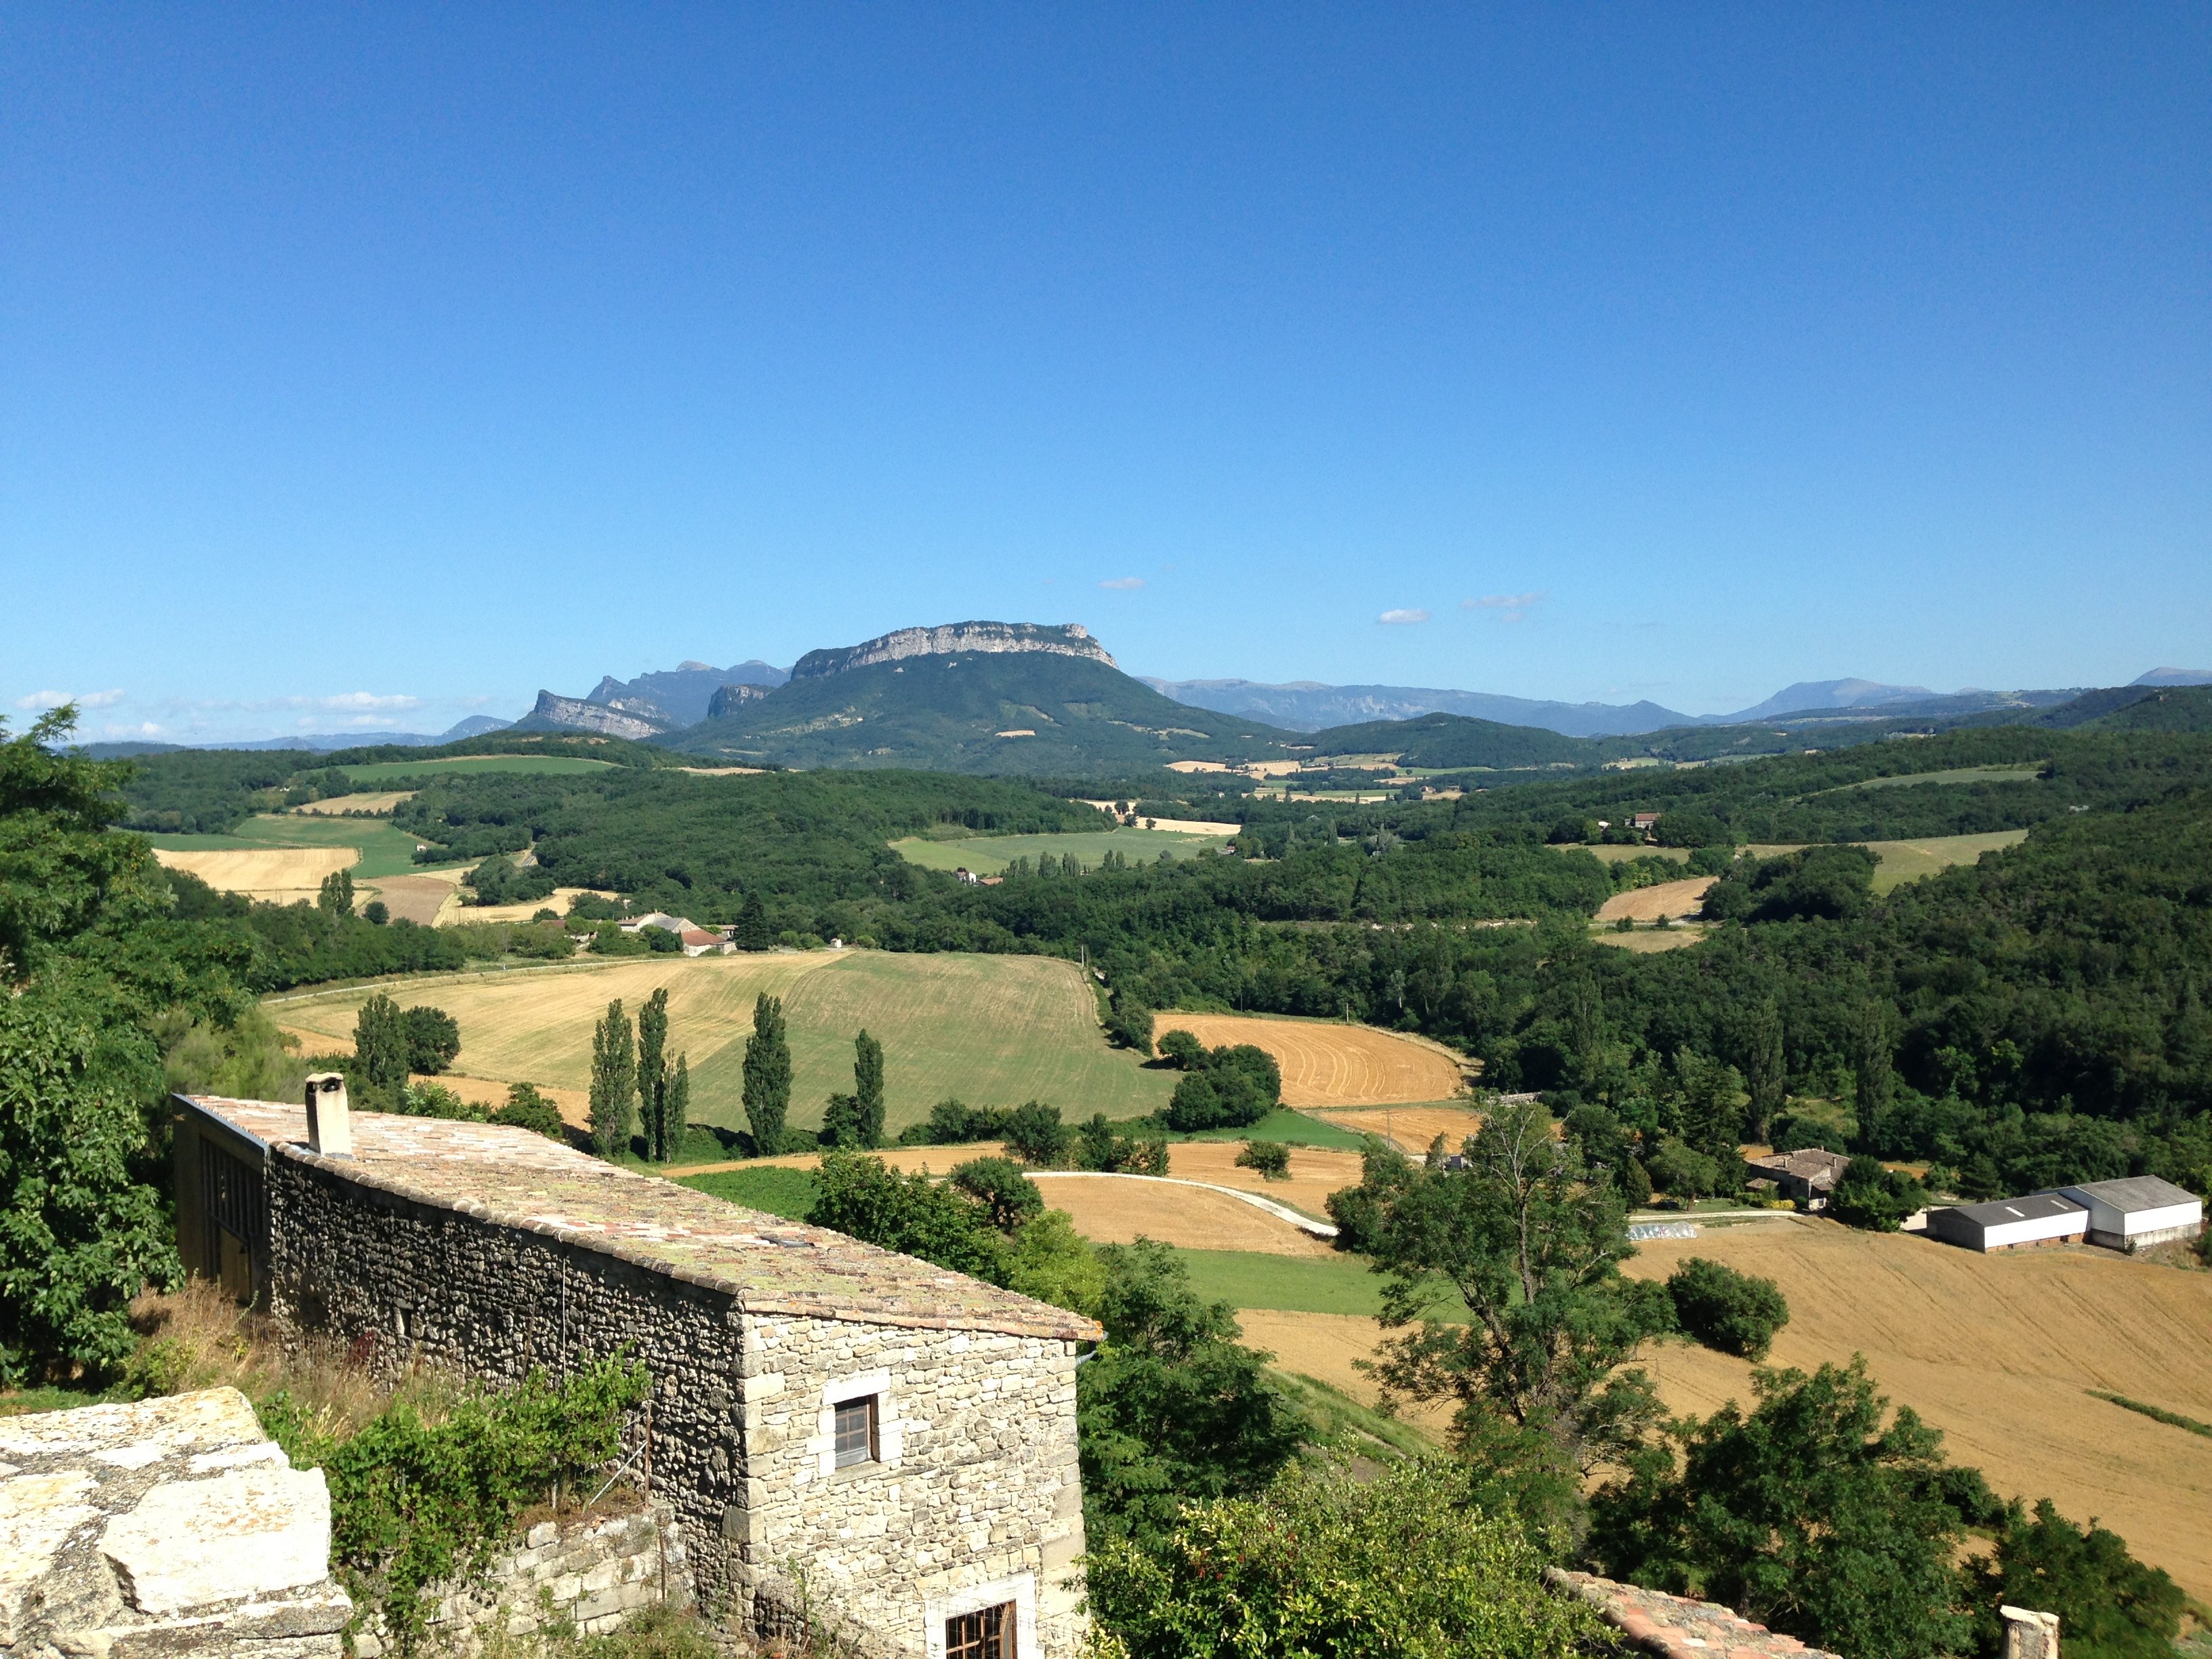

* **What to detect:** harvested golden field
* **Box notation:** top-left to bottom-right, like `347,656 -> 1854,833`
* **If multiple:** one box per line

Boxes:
709,1143 -> 1013,1178
1310,1102 -> 1486,1154
447,886 -> 613,925
1234,1310 -> 1452,1437
1595,877 -> 1716,923
266,950 -> 1174,1139
363,873 -> 463,926
1621,1221 -> 2212,1599
291,792 -> 412,815
1156,1140 -> 1364,1220
1027,1174 -> 1337,1257
1153,1013 -> 1467,1107
154,845 -> 357,902
1595,922 -> 1710,953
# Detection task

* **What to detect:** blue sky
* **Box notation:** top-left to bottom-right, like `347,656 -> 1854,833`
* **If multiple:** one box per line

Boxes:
4,5 -> 2207,741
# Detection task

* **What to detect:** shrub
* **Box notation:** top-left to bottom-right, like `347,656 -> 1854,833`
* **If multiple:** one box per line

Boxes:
1667,1256 -> 1790,1360
1073,1111 -> 1170,1174
1086,1459 -> 1599,1659
492,1083 -> 566,1139
1163,1044 -> 1282,1132
1830,1156 -> 1929,1231
1002,1100 -> 1071,1166
806,1150 -> 1001,1280
1155,1029 -> 1205,1069
1105,998 -> 1155,1052
948,1157 -> 1044,1233
1236,1141 -> 1290,1181
261,1357 -> 647,1651
396,1081 -> 483,1121
897,1097 -> 1014,1146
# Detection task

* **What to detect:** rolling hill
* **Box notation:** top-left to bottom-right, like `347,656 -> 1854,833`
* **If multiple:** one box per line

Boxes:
665,622 -> 1298,772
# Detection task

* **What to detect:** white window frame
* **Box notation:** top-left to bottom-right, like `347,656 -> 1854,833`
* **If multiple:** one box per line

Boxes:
925,1574 -> 1036,1659
816,1370 -> 901,1477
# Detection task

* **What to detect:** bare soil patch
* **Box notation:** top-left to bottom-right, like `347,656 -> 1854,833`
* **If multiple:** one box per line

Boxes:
365,873 -> 464,926
1622,1220 -> 2212,1599
1595,877 -> 1717,923
1595,924 -> 1711,953
1309,1103 -> 1487,1154
1154,1014 -> 1466,1107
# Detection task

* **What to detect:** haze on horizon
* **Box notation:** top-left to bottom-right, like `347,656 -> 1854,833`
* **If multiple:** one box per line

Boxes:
4,7 -> 2207,744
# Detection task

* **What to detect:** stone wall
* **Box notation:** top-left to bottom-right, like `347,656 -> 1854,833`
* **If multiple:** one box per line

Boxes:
353,1501 -> 690,1659
261,1153 -> 1090,1658
0,1388 -> 349,1659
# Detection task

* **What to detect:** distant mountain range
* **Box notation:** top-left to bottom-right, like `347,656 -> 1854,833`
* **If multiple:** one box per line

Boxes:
87,715 -> 513,756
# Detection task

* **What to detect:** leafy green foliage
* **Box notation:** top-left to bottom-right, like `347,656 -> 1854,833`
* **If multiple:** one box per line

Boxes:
1073,1112 -> 1170,1174
1001,1100 -> 1071,1166
466,854 -> 557,907
262,1357 -> 646,1650
895,1097 -> 1013,1147
1163,1044 -> 1281,1132
402,1006 -> 460,1076
1665,1258 -> 1789,1360
740,994 -> 792,1153
1234,1140 -> 1290,1180
1830,1157 -> 1929,1231
946,1157 -> 1043,1233
819,1030 -> 887,1149
491,1083 -> 565,1139
1085,1459 -> 1599,1659
1590,1359 -> 1973,1659
588,1000 -> 635,1157
1336,1101 -> 1673,1482
1076,1239 -> 1305,1549
353,995 -> 410,1093
1968,1500 -> 2184,1659
1704,844 -> 1879,923
1155,1029 -> 1204,1069
806,1149 -> 1004,1280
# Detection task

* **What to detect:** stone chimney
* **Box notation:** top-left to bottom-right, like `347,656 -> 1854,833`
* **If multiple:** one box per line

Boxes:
305,1073 -> 352,1159
2001,1606 -> 2060,1659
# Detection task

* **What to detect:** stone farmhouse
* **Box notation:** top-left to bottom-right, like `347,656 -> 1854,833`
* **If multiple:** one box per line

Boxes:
171,1085 -> 1099,1659
1742,1147 -> 1853,1210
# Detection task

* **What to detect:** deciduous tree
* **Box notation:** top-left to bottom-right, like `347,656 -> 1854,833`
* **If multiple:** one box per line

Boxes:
741,993 -> 791,1153
588,999 -> 635,1157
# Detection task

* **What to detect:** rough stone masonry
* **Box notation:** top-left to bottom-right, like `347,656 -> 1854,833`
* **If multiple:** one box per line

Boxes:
173,1095 -> 1101,1659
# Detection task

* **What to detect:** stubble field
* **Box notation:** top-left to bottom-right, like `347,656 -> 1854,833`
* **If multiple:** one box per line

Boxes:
268,949 -> 1176,1137
1150,1012 -> 1467,1107
153,846 -> 357,903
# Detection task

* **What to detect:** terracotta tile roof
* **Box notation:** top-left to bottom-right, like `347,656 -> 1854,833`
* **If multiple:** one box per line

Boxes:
1548,1571 -> 1838,1659
181,1095 -> 1099,1344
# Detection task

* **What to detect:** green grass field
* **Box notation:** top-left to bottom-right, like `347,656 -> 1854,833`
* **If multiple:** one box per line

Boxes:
1859,829 -> 2030,894
680,1165 -> 819,1220
1172,1247 -> 1468,1322
340,755 -> 621,784
1174,1109 -> 1372,1150
145,813 -> 458,879
269,949 -> 1179,1138
1823,763 -> 2045,794
890,826 -> 1233,876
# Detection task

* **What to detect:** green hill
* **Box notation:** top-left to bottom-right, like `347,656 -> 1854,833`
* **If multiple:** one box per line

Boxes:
668,649 -> 1296,773
1303,711 -> 1597,769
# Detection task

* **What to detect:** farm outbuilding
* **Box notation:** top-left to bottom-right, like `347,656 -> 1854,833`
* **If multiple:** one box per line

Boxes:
1743,1148 -> 1853,1210
1925,1193 -> 2087,1252
2053,1176 -> 2203,1252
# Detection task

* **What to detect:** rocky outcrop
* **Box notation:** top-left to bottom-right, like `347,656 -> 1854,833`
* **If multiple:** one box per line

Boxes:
518,691 -> 672,740
789,623 -> 1115,680
705,683 -> 771,719
0,1387 -> 350,1659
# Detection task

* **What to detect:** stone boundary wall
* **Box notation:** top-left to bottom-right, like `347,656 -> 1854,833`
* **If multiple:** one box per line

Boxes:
353,1501 -> 691,1659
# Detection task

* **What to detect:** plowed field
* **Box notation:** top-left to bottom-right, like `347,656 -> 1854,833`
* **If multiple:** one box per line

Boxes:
1152,1014 -> 1465,1107
154,846 -> 357,903
1594,877 -> 1716,923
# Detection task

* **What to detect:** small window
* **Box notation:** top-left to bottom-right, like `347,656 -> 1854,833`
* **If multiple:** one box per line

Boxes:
946,1602 -> 1014,1659
833,1395 -> 878,1468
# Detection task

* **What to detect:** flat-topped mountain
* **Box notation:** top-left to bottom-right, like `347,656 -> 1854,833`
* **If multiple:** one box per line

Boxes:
791,621 -> 1115,680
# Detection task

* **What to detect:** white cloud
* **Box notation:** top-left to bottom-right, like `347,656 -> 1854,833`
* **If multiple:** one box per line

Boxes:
16,690 -> 74,709
1099,577 -> 1147,591
99,720 -> 167,739
1377,608 -> 1431,626
79,688 -> 125,708
1463,592 -> 1544,623
317,691 -> 422,712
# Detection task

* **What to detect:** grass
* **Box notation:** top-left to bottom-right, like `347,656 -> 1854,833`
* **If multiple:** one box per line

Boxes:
2090,1390 -> 2212,1441
1173,1108 -> 1373,1150
146,813 -> 465,880
1857,830 -> 2030,894
1271,1369 -> 1435,1460
340,755 -> 622,783
1172,1246 -> 1468,1322
889,826 -> 1233,876
1822,763 -> 2045,793
680,1165 -> 819,1221
267,949 -> 1179,1139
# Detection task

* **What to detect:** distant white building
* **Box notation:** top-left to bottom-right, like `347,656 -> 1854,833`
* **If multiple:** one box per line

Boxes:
2053,1176 -> 2203,1252
1924,1193 -> 2087,1252
619,912 -> 695,936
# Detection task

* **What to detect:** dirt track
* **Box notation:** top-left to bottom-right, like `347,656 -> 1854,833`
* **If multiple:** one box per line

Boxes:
1028,1174 -> 1338,1256
1153,1014 -> 1465,1107
1594,877 -> 1716,923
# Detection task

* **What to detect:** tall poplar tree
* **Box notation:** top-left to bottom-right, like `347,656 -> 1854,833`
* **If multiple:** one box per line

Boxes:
352,994 -> 409,1094
589,998 -> 636,1158
735,893 -> 771,952
666,1052 -> 690,1158
636,987 -> 670,1160
853,1029 -> 885,1149
742,992 -> 792,1153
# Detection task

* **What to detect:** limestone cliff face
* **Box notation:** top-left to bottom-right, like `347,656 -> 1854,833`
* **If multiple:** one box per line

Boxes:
789,621 -> 1115,680
523,691 -> 672,739
706,682 -> 771,718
